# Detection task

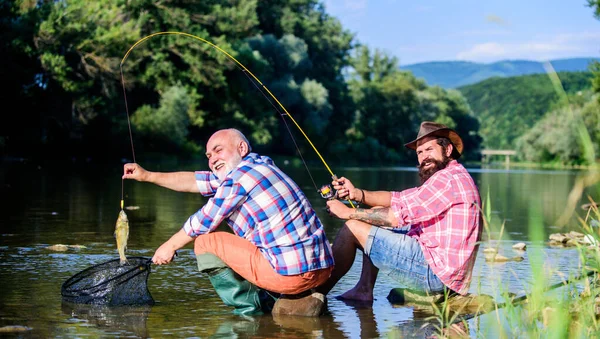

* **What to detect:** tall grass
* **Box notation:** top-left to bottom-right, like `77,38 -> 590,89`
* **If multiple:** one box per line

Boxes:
426,63 -> 600,338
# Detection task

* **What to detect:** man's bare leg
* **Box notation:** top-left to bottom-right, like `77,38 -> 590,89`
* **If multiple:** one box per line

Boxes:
336,253 -> 379,301
316,220 -> 373,300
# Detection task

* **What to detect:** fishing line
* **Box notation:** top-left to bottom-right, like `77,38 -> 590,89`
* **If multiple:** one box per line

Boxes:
119,66 -> 136,210
119,31 -> 355,208
238,69 -> 319,192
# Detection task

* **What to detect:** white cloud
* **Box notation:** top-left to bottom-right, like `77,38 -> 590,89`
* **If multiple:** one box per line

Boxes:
456,32 -> 600,62
457,42 -> 506,60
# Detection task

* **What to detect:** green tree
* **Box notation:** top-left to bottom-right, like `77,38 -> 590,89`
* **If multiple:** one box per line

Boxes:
587,1 -> 600,100
516,92 -> 599,165
343,46 -> 417,163
345,45 -> 480,163
459,72 -> 593,150
132,85 -> 198,151
19,0 -> 355,163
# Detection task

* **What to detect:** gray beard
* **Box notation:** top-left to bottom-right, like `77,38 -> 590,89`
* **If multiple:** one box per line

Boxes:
214,155 -> 243,181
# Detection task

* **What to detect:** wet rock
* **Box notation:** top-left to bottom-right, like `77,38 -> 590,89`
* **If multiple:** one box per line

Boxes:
485,254 -> 524,263
483,247 -> 497,254
512,242 -> 527,251
46,244 -> 87,251
548,232 -> 597,248
569,231 -> 585,238
46,244 -> 69,251
0,325 -> 32,333
549,233 -> 568,244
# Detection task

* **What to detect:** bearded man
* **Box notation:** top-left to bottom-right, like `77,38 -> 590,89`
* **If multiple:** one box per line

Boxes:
318,122 -> 482,301
123,128 -> 333,316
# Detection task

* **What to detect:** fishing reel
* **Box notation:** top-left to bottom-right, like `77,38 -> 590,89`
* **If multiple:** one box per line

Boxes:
319,184 -> 337,200
319,175 -> 357,208
319,174 -> 340,200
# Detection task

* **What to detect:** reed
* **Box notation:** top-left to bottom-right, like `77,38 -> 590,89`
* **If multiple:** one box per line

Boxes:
424,64 -> 600,338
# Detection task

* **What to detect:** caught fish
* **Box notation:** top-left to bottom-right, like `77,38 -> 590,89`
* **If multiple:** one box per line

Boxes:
115,209 -> 130,265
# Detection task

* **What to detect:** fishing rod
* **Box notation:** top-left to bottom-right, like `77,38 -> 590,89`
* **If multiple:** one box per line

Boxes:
119,31 -> 355,208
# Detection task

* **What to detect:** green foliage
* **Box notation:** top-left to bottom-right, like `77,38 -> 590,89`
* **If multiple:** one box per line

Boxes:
36,0 -> 143,122
516,105 -> 582,164
588,0 -> 600,18
459,71 -> 594,149
300,78 -> 332,135
591,61 -> 600,100
345,46 -> 482,163
132,85 -> 195,150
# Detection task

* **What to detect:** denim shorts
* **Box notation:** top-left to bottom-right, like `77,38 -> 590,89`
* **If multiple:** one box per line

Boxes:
365,226 -> 445,294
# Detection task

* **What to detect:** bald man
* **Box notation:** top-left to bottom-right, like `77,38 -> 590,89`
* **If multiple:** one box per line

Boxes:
123,129 -> 333,316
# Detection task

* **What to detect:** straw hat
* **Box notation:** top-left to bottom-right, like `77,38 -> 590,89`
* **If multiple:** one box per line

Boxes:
404,121 -> 463,158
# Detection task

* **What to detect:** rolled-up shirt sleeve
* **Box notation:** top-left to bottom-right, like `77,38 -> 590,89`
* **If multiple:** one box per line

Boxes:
183,177 -> 248,237
194,171 -> 221,196
391,172 -> 454,226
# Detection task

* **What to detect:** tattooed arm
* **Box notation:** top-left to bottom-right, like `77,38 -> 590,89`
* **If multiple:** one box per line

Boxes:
326,200 -> 399,227
348,207 -> 397,227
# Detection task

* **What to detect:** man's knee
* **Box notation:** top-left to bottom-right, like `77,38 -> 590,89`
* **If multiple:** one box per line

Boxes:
345,219 -> 370,230
336,220 -> 371,246
193,232 -> 224,255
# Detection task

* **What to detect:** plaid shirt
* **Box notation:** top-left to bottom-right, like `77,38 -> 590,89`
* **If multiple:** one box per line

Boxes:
182,153 -> 334,276
391,160 -> 481,295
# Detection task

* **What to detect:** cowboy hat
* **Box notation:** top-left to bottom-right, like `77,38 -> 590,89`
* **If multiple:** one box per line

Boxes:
404,121 -> 463,158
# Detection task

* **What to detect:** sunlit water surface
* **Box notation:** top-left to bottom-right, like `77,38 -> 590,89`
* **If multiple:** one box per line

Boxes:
0,161 -> 596,338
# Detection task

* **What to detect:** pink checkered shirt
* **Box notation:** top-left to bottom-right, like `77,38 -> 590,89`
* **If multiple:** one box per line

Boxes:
391,160 -> 481,295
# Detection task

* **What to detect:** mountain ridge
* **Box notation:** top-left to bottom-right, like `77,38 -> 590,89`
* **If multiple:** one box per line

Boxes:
400,57 -> 599,88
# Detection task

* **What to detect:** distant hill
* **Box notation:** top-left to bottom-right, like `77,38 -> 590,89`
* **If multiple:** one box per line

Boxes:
457,71 -> 594,149
400,57 -> 599,88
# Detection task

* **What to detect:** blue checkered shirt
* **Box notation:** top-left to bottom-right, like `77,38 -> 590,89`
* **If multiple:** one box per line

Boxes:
183,153 -> 334,276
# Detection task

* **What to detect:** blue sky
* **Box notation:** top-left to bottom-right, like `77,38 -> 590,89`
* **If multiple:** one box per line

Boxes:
324,0 -> 600,65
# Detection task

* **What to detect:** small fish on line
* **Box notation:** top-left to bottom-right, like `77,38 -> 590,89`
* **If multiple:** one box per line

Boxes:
115,209 -> 130,265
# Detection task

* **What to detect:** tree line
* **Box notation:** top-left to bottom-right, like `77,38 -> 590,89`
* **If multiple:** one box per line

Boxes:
1,0 -> 599,166
458,71 -> 598,164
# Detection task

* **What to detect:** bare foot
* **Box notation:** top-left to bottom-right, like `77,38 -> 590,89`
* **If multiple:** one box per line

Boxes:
335,287 -> 374,301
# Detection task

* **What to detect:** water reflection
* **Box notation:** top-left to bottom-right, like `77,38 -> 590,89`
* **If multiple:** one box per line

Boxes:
61,303 -> 152,338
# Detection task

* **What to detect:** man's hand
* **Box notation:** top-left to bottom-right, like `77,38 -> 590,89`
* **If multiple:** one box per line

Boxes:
152,242 -> 177,265
326,199 -> 352,220
332,176 -> 356,200
123,163 -> 149,182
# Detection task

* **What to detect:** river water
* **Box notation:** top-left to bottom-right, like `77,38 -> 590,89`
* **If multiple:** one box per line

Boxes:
0,159 -> 597,338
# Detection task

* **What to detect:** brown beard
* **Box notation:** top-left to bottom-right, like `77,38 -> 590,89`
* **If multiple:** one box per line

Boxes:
418,155 -> 451,184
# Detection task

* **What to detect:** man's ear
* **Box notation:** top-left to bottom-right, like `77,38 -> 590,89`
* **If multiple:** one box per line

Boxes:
445,143 -> 454,158
238,140 -> 249,156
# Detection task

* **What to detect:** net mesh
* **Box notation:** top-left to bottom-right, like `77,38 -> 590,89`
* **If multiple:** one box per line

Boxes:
61,257 -> 154,306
